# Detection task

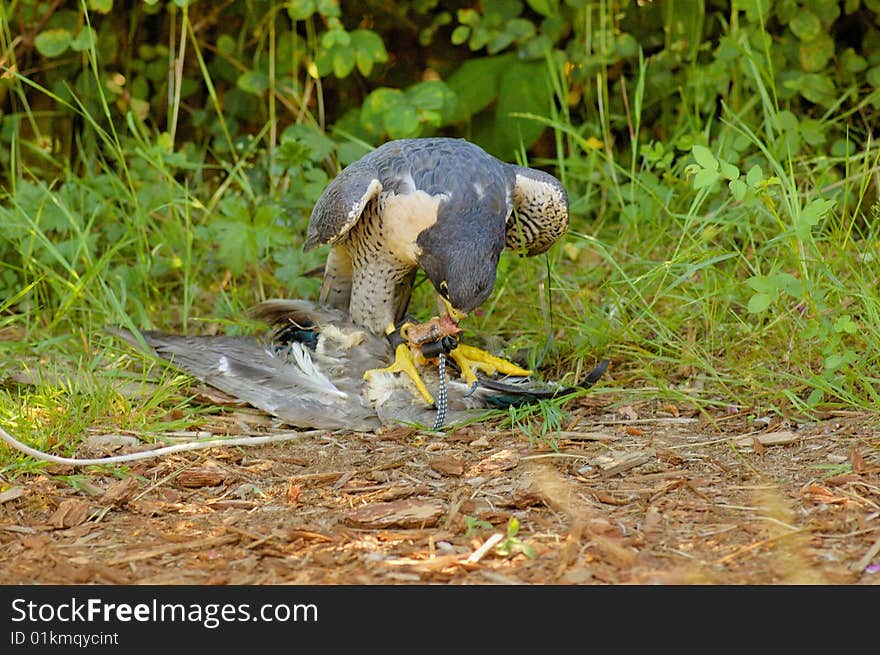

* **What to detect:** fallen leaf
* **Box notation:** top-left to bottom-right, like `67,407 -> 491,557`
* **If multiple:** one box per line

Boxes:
430,456 -> 465,476
595,449 -> 655,477
591,535 -> 637,568
468,449 -> 518,476
752,436 -> 765,457
345,498 -> 445,529
207,500 -> 258,510
49,498 -> 91,529
86,434 -> 140,453
617,405 -> 639,421
0,486 -> 25,504
825,474 -> 860,486
175,466 -> 227,489
849,448 -> 865,474
732,431 -> 799,448
100,477 -> 139,506
286,482 -> 302,504
662,404 -> 680,417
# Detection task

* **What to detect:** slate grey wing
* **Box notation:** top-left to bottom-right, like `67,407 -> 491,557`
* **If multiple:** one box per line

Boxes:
304,160 -> 383,250
303,160 -> 384,315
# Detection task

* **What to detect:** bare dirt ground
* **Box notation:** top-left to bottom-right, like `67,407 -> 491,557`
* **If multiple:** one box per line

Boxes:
2,391 -> 879,585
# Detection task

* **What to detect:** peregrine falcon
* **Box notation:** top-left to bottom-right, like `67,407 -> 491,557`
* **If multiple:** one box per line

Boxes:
304,137 -> 569,404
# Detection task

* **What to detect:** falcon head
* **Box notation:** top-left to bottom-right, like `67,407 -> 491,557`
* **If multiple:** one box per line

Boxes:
417,237 -> 502,321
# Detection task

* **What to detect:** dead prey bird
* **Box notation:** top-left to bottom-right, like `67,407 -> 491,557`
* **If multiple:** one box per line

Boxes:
111,299 -> 607,432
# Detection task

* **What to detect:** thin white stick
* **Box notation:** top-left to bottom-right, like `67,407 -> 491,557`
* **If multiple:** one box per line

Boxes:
466,532 -> 504,564
0,425 -> 323,467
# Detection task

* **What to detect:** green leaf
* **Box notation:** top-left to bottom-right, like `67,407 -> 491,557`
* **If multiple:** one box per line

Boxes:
718,160 -> 739,181
729,178 -> 747,201
833,315 -> 858,334
798,73 -> 836,106
384,104 -> 421,139
406,80 -> 455,113
739,0 -> 771,22
790,11 -> 821,40
287,0 -> 316,21
236,71 -> 269,95
841,49 -> 868,74
799,33 -> 834,73
806,388 -> 824,407
769,272 -> 803,298
457,8 -> 480,26
693,168 -> 720,189
70,26 -> 97,52
776,110 -> 798,132
691,145 -> 718,171
824,353 -> 852,372
799,118 -> 826,146
485,0 -> 525,22
280,123 -> 335,162
315,0 -> 341,17
488,31 -> 516,54
507,516 -> 521,537
746,275 -> 776,294
451,25 -> 471,45
831,139 -> 856,157
333,46 -> 356,78
215,220 -> 252,275
275,141 -> 312,170
800,198 -> 835,227
526,0 -> 558,16
506,17 -> 537,39
746,164 -> 763,187
747,293 -> 773,313
482,59 -> 554,157
88,0 -> 113,12
446,54 -> 513,121
360,87 -> 406,135
34,29 -> 72,58
350,29 -> 388,62
217,34 -> 236,56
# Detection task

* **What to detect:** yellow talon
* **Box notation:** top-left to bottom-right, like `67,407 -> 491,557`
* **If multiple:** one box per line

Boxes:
364,323 -> 435,405
450,343 -> 531,387
440,296 -> 467,323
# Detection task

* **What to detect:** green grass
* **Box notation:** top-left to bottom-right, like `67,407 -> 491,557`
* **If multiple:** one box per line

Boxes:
2,9 -> 880,477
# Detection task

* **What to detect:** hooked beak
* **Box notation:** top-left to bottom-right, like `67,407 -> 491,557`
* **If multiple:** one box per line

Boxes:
441,296 -> 467,323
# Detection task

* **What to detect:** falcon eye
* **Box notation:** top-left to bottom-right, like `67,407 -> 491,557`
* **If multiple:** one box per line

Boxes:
439,280 -> 449,297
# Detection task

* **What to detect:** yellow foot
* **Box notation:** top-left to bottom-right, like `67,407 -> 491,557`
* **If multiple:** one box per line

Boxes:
449,343 -> 531,387
364,323 -> 435,405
